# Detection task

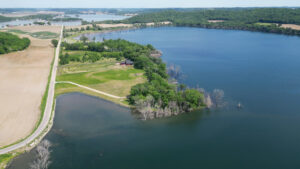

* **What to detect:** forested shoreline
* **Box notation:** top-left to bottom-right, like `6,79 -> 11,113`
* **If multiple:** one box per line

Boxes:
120,8 -> 300,36
61,39 -> 207,119
0,32 -> 30,54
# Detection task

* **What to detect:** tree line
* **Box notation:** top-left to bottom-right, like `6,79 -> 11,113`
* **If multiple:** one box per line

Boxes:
121,8 -> 300,36
0,32 -> 30,54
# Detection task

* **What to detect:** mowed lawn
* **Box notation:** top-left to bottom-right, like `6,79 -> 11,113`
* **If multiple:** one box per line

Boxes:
56,58 -> 146,98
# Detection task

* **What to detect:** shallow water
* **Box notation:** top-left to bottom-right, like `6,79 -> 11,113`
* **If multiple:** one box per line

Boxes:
0,20 -> 35,28
8,27 -> 300,169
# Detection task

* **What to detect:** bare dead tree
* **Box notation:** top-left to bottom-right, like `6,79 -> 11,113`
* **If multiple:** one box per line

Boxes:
212,89 -> 225,108
30,140 -> 52,169
168,101 -> 180,115
167,64 -> 182,81
135,95 -> 155,120
204,94 -> 213,108
196,85 -> 205,94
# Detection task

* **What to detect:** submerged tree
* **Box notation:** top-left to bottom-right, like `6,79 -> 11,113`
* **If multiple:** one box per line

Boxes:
167,64 -> 182,81
212,89 -> 225,108
135,95 -> 155,120
30,140 -> 52,169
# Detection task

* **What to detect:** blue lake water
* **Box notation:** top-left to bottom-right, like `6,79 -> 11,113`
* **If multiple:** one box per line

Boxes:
8,27 -> 300,169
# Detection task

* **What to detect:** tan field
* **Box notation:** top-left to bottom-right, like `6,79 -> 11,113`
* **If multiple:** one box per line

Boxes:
145,21 -> 172,26
208,20 -> 224,23
0,26 -> 60,147
10,25 -> 61,33
65,23 -> 133,30
281,24 -> 300,30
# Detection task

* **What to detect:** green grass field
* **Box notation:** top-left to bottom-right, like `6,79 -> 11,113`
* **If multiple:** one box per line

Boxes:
255,22 -> 274,26
57,72 -> 104,85
30,31 -> 58,39
56,58 -> 146,105
93,69 -> 144,81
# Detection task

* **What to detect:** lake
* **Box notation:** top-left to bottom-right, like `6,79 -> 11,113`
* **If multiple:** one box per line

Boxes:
8,27 -> 300,169
0,14 -> 129,28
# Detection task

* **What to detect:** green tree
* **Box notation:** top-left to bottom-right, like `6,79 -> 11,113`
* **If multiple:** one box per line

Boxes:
80,35 -> 88,43
51,39 -> 58,47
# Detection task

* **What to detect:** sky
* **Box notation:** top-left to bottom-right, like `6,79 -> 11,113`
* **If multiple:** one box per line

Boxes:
1,0 -> 300,8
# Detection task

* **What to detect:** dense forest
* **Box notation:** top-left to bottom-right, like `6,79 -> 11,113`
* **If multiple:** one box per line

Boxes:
121,8 -> 300,36
0,32 -> 30,54
61,39 -> 206,119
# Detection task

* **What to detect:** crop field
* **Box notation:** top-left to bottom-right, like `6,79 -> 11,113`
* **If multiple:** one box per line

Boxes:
0,25 -> 60,147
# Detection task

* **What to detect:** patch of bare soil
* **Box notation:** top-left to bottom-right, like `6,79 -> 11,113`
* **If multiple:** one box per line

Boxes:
281,24 -> 300,30
208,20 -> 224,23
65,23 -> 133,30
146,21 -> 172,26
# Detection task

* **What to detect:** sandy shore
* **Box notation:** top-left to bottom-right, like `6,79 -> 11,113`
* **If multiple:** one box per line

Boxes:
65,23 -> 133,30
281,24 -> 300,30
0,26 -> 60,147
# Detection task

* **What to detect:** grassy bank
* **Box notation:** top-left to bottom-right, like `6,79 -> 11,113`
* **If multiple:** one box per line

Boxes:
0,153 -> 15,169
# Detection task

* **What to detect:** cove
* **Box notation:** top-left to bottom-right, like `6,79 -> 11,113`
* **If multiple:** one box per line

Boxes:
8,27 -> 300,169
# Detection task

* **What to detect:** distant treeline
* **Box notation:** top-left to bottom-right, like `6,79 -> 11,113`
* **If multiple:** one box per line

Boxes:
0,15 -> 13,22
0,32 -> 30,54
0,14 -> 81,23
121,8 -> 300,36
61,39 -> 206,118
0,14 -> 55,23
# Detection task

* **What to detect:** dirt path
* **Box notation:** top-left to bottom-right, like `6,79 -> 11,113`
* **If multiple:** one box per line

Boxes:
56,81 -> 126,99
0,26 -> 62,154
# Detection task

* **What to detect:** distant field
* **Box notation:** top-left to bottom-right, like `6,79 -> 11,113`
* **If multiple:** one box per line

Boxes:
6,29 -> 58,39
255,22 -> 274,26
56,57 -> 146,105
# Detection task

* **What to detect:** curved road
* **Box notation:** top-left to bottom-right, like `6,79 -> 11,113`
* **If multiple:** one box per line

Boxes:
56,81 -> 126,99
0,26 -> 63,154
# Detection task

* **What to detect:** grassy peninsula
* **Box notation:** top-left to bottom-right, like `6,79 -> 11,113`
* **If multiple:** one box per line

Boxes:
57,39 -> 206,119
